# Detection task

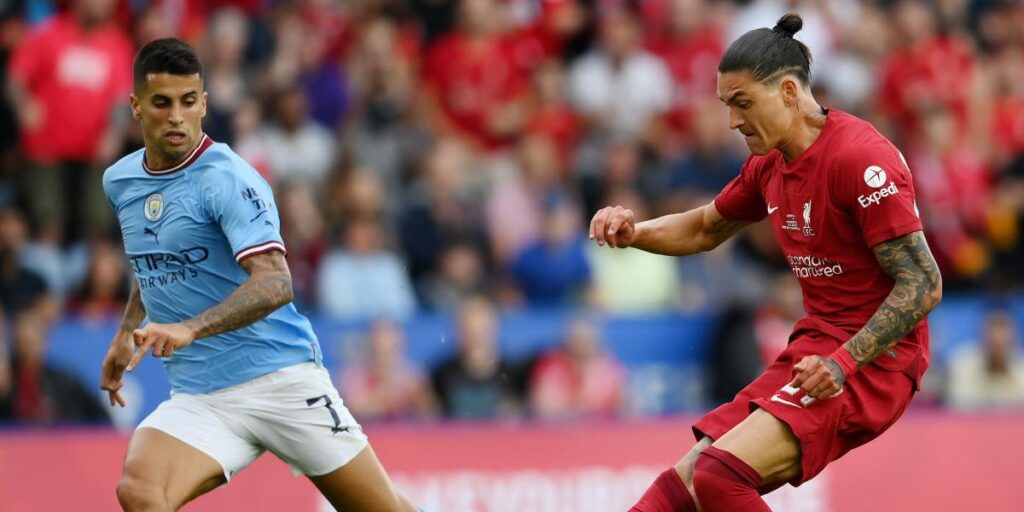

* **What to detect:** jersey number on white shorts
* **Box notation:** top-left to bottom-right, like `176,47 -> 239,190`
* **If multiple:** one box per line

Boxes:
306,394 -> 348,434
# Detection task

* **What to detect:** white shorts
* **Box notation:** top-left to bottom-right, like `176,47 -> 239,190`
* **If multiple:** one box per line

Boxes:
138,363 -> 368,481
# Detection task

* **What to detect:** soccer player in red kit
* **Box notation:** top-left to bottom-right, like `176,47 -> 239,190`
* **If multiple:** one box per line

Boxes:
590,14 -> 943,511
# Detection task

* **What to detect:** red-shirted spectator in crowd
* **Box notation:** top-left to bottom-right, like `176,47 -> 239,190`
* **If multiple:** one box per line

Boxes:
339,320 -> 437,422
989,47 -> 1024,167
908,106 -> 993,280
529,317 -> 625,420
878,0 -> 979,143
507,0 -> 584,76
647,0 -> 724,149
986,48 -> 1024,259
524,60 -> 580,169
8,0 -> 132,244
422,0 -> 528,151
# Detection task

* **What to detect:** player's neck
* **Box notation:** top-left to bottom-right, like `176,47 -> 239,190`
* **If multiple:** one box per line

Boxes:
778,104 -> 828,162
145,134 -> 203,171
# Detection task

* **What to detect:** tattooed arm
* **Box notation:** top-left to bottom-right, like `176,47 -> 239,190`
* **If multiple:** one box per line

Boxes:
794,231 -> 942,398
843,231 -> 942,367
119,280 -> 148,334
183,250 -> 294,338
126,251 -> 294,369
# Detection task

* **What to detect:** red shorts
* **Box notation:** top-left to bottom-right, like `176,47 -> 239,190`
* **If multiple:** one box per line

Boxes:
693,331 -> 916,486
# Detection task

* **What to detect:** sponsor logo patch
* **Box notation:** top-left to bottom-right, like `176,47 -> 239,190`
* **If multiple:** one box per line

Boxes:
858,181 -> 898,208
787,254 -> 845,279
864,166 -> 887,188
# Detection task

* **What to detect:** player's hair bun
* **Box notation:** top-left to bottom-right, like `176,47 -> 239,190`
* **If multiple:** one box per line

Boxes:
773,13 -> 803,38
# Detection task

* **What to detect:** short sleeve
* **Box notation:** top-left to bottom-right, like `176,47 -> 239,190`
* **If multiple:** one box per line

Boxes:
713,155 -> 768,223
832,143 -> 923,247
202,164 -> 286,263
101,166 -> 119,212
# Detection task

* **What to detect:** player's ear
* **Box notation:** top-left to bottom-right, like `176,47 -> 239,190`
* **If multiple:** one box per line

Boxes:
780,77 -> 799,108
129,93 -> 141,120
201,90 -> 208,118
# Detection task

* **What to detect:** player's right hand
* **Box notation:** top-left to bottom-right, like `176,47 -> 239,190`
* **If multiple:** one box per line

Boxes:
100,332 -> 134,407
589,205 -> 636,248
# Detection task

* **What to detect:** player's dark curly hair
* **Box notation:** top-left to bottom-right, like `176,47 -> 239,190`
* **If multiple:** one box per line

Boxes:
718,13 -> 813,85
133,38 -> 203,91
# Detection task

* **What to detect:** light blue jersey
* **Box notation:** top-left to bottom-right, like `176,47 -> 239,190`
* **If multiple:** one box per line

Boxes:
103,134 -> 321,394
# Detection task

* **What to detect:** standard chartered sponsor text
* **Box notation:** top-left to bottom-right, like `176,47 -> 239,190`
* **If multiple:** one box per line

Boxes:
787,254 -> 845,279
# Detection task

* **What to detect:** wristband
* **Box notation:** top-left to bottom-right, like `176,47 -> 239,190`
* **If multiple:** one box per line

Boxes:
827,347 -> 859,380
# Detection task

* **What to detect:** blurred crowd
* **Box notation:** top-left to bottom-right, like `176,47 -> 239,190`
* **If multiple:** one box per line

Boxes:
1,0 -> 1024,425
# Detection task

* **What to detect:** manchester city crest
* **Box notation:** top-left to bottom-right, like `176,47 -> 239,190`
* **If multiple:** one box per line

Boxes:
144,193 -> 164,221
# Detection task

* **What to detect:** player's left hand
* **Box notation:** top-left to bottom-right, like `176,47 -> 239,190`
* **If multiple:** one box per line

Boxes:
127,322 -> 196,371
791,355 -> 846,401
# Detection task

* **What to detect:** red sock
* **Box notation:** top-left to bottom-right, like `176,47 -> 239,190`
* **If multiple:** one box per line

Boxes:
692,446 -> 770,512
630,467 -> 697,512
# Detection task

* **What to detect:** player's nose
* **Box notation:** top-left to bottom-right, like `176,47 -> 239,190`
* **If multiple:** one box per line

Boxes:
168,103 -> 184,124
728,109 -> 744,131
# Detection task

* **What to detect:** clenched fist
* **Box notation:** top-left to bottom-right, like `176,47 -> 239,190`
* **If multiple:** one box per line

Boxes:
791,355 -> 846,400
589,205 -> 636,248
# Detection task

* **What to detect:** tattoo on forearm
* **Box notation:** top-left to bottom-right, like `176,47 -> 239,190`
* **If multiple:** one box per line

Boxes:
184,253 -> 294,339
119,282 -> 147,333
844,231 -> 942,367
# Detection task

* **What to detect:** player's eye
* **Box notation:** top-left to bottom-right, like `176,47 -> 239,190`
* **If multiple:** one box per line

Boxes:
738,102 -> 752,109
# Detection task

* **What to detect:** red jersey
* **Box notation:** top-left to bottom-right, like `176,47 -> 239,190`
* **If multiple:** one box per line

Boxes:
714,110 -> 929,386
9,14 -> 133,162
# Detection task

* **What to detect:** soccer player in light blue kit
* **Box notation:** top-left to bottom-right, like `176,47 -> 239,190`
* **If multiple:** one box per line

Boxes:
100,38 -> 418,512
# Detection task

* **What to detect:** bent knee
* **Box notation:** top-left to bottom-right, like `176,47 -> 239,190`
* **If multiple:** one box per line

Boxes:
692,448 -> 761,493
116,477 -> 169,512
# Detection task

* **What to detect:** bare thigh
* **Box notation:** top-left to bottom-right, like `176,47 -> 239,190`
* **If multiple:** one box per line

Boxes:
120,427 -> 227,510
711,409 -> 803,487
308,444 -> 416,512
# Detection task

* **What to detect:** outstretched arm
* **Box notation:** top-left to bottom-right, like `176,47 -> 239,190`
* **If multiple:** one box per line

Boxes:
590,201 -> 749,256
127,251 -> 294,369
794,231 -> 942,399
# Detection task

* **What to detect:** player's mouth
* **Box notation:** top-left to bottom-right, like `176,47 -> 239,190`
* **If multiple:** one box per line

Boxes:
164,131 -> 188,146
